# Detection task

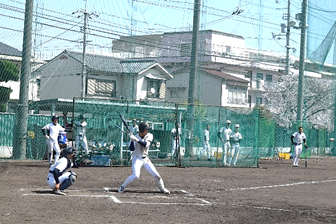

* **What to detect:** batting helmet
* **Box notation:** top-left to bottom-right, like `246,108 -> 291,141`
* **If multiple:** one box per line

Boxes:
63,147 -> 74,156
51,115 -> 59,121
79,114 -> 86,120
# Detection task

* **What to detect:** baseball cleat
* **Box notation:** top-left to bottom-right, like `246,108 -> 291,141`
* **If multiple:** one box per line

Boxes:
53,189 -> 66,196
161,188 -> 170,195
118,186 -> 125,193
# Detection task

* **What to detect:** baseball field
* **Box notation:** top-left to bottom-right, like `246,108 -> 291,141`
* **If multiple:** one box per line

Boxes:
1,158 -> 336,224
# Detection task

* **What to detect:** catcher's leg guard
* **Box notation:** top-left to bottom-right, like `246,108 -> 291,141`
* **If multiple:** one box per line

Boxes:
59,172 -> 77,190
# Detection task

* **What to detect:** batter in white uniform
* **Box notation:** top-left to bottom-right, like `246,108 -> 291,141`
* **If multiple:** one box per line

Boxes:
198,124 -> 211,160
42,115 -> 65,165
218,120 -> 232,166
228,124 -> 242,166
291,126 -> 307,167
118,122 -> 170,194
46,148 -> 77,196
74,114 -> 88,155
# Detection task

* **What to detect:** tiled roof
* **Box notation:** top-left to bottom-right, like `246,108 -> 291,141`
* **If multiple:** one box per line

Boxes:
120,60 -> 157,73
0,42 -> 22,57
66,51 -> 157,74
202,69 -> 249,83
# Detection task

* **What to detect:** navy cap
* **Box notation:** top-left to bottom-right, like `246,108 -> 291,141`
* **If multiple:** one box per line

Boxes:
139,122 -> 151,132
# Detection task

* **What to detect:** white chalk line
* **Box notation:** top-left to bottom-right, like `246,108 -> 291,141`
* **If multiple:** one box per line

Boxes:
231,203 -> 336,218
22,193 -> 110,198
103,187 -> 211,206
21,188 -> 211,206
226,179 -> 336,191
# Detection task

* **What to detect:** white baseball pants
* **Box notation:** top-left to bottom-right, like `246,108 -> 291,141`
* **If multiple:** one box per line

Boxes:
293,144 -> 303,166
47,139 -> 61,164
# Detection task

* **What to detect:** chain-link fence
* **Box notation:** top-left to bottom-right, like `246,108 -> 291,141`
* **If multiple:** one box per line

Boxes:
0,97 -> 333,167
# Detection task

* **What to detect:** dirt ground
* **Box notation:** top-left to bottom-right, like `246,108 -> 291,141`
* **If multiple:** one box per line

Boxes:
1,157 -> 336,224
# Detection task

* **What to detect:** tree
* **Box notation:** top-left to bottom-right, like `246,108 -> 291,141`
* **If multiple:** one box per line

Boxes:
0,60 -> 19,112
264,73 -> 334,130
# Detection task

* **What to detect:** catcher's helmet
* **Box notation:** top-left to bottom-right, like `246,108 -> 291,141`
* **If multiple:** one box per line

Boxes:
52,115 -> 59,121
63,147 -> 74,156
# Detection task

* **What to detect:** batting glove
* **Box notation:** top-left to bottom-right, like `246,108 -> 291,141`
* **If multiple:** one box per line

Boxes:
130,134 -> 139,142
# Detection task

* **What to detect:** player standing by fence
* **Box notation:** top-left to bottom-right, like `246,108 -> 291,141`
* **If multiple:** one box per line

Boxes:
291,127 -> 307,167
228,124 -> 242,166
198,124 -> 211,161
42,116 -> 65,166
171,122 -> 181,158
74,114 -> 88,155
218,120 -> 232,166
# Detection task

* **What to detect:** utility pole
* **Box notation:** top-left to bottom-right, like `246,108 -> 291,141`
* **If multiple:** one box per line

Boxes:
73,1 -> 98,98
296,0 -> 308,121
285,0 -> 291,76
186,0 -> 201,157
13,0 -> 33,159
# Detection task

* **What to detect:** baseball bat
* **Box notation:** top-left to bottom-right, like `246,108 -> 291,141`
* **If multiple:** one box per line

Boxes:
119,114 -> 131,133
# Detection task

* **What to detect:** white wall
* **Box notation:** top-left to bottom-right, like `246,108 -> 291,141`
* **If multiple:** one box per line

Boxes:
201,74 -> 222,106
38,54 -> 82,100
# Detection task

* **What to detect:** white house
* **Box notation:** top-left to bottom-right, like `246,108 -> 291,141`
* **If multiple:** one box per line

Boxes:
32,50 -> 173,101
111,30 -> 286,108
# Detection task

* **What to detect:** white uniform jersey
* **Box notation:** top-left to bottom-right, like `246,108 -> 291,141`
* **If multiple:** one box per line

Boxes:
171,127 -> 182,140
42,123 -> 65,141
230,132 -> 242,144
292,132 -> 306,144
49,157 -> 73,173
133,133 -> 153,158
131,125 -> 139,135
203,129 -> 210,143
75,121 -> 87,136
219,127 -> 232,141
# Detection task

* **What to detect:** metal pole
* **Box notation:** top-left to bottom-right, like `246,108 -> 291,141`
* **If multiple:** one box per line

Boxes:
296,0 -> 308,121
285,0 -> 291,76
81,11 -> 87,98
13,0 -> 33,159
186,0 -> 201,157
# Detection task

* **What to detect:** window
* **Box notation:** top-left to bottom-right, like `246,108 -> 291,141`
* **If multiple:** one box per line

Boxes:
180,43 -> 191,57
226,45 -> 231,53
37,79 -> 41,97
257,73 -> 263,80
227,86 -> 247,104
147,79 -> 161,98
245,71 -> 252,79
256,97 -> 262,105
266,74 -> 272,82
87,78 -> 116,97
248,95 -> 252,107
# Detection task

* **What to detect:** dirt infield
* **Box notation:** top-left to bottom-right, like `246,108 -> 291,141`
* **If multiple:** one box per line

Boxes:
1,157 -> 336,224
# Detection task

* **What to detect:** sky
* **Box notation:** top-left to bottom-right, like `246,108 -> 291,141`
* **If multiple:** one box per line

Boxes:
0,0 -> 335,63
